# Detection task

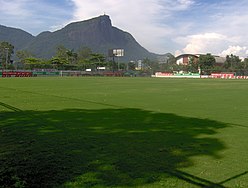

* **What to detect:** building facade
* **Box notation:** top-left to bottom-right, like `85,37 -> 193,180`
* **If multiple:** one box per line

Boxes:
176,54 -> 226,66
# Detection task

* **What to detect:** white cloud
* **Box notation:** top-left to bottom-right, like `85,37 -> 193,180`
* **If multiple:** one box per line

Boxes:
175,50 -> 182,57
69,0 -> 195,53
172,1 -> 248,57
175,31 -> 248,58
69,0 -> 248,56
0,0 -> 31,17
177,0 -> 194,10
175,33 -> 227,55
220,46 -> 247,57
0,0 -> 73,35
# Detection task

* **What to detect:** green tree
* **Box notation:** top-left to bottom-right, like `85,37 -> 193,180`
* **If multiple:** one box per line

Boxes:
89,53 -> 106,70
16,50 -> 34,64
188,56 -> 199,73
243,58 -> 248,69
241,58 -> 248,75
128,61 -> 136,71
54,45 -> 78,65
142,58 -> 159,73
24,57 -> 42,70
77,47 -> 92,62
168,55 -> 176,65
224,54 -> 241,71
74,47 -> 92,70
66,49 -> 77,64
199,53 -> 215,74
0,41 -> 14,69
55,45 -> 69,64
51,57 -> 61,65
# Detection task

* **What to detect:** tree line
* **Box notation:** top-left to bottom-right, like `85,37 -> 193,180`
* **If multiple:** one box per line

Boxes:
151,53 -> 248,75
187,53 -> 248,75
0,42 -> 126,71
1,41 -> 248,75
0,41 -> 14,69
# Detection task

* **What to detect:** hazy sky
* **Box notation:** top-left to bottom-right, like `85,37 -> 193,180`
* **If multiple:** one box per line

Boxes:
1,0 -> 248,58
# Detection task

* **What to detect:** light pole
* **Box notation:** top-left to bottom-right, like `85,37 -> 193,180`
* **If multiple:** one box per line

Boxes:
5,48 -> 9,70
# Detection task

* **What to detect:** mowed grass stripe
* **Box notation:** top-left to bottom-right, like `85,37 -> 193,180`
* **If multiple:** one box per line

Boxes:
0,84 -> 122,109
0,101 -> 22,111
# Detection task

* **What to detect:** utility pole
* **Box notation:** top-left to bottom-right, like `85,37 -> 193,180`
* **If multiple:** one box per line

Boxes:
5,48 -> 9,70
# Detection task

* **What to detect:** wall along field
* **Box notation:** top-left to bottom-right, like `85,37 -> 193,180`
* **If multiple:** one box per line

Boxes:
0,77 -> 248,187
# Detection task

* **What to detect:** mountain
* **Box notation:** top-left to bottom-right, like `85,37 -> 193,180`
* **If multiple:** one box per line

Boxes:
0,25 -> 34,50
0,15 -> 169,61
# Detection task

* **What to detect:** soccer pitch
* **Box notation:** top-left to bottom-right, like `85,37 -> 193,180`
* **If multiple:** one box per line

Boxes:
1,77 -> 248,187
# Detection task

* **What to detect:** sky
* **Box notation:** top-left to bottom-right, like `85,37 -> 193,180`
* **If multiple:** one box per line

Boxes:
1,0 -> 248,58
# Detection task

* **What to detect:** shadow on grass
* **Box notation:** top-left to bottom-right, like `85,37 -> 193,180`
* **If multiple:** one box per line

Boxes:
0,106 -> 228,187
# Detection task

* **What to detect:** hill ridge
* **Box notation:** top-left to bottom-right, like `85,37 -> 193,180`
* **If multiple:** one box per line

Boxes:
0,15 -> 167,61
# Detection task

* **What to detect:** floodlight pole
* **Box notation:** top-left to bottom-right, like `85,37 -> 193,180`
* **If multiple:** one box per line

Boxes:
112,55 -> 115,73
117,56 -> 119,71
5,48 -> 9,70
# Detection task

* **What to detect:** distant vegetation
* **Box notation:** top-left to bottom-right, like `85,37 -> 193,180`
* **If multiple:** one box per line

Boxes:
171,53 -> 248,75
1,41 -> 248,76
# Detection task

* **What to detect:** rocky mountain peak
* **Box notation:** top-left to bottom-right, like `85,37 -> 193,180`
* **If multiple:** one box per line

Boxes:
0,15 -> 160,61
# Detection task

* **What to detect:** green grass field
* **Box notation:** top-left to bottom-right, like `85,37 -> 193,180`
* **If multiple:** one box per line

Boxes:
0,77 -> 248,188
